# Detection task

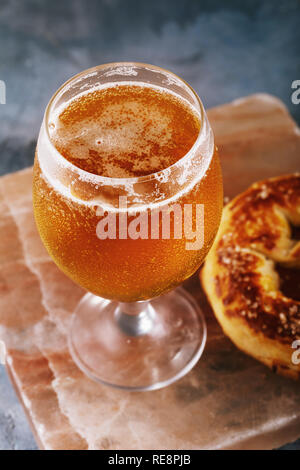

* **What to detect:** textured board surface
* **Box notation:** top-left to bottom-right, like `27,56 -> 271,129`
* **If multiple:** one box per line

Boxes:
0,94 -> 299,450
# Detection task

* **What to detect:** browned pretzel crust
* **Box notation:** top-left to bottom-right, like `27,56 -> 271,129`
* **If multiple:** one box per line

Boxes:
201,174 -> 300,379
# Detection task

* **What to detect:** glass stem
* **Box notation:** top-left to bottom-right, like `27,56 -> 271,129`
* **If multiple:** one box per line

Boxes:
115,301 -> 156,336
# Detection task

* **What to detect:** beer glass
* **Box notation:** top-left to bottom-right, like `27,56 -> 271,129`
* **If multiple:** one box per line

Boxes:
33,63 -> 223,390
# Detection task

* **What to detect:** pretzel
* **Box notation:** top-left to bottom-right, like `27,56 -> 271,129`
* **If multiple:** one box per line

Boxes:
201,174 -> 300,379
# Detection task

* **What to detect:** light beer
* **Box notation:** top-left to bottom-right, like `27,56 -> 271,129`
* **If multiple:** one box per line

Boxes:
33,83 -> 222,302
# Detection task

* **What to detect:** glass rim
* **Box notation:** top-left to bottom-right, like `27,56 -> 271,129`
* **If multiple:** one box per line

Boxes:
44,61 -> 206,185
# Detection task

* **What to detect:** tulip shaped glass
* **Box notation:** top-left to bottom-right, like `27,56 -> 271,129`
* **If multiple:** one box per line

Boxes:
33,63 -> 223,391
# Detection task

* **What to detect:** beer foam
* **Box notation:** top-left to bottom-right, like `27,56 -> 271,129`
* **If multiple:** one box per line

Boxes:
38,82 -> 214,212
49,84 -> 200,178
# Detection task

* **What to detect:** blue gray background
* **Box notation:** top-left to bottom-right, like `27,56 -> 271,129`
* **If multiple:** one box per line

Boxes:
0,0 -> 299,450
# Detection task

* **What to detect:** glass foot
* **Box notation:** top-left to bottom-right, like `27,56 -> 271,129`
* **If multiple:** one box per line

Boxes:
68,287 -> 207,391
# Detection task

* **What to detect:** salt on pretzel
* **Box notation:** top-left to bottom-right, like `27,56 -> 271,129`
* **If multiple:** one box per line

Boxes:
201,174 -> 300,379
